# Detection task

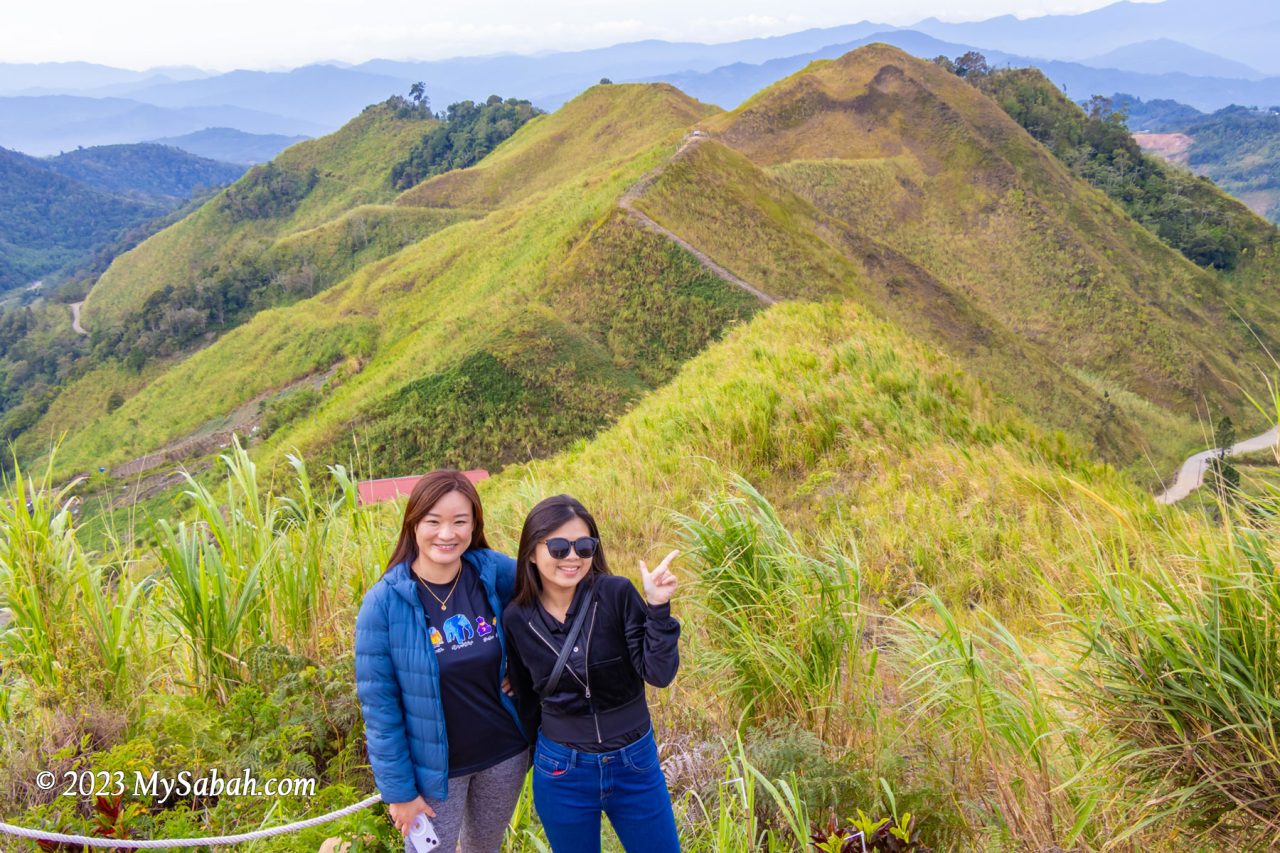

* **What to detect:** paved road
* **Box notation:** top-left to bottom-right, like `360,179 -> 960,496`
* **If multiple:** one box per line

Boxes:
1156,426 -> 1279,504
70,301 -> 87,335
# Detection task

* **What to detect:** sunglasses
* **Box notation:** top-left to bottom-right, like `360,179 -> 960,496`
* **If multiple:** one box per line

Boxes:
543,536 -> 600,559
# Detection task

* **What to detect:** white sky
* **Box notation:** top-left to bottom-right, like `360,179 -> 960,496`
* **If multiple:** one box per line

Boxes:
1,0 -> 1159,71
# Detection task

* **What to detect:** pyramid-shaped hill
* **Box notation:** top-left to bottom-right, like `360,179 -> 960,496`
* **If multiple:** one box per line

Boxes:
396,83 -> 717,211
630,44 -> 1279,469
28,85 -> 760,479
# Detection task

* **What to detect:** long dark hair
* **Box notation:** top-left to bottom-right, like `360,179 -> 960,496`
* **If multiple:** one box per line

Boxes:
513,495 -> 610,606
385,471 -> 490,573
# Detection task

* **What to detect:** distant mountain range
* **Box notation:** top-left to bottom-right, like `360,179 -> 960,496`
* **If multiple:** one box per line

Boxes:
2,0 -> 1279,154
146,128 -> 310,165
0,95 -> 326,157
645,30 -> 1280,112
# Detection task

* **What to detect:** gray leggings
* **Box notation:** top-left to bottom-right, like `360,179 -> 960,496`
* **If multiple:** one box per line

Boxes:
406,750 -> 529,853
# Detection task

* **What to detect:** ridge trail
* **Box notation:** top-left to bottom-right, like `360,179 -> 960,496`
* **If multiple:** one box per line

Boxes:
619,133 -> 777,306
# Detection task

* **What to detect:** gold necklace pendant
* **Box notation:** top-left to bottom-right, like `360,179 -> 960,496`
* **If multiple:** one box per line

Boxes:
417,566 -> 462,612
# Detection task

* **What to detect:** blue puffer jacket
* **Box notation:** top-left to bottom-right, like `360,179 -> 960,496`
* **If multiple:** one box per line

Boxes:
354,548 -> 524,803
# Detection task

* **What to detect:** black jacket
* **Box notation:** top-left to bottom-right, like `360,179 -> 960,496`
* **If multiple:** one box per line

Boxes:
503,574 -> 680,748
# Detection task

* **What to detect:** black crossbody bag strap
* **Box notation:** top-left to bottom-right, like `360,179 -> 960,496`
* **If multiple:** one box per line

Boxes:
544,585 -> 594,696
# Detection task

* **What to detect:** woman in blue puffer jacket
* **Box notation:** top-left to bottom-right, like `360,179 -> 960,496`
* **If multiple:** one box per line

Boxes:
355,470 -> 530,851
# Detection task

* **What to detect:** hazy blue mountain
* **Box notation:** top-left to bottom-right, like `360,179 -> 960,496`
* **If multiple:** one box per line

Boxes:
8,0 -> 1276,149
1084,39 -> 1263,80
122,64 -> 419,126
146,127 -> 310,164
43,143 -> 246,200
650,30 -> 1280,112
0,63 -> 211,96
0,96 -> 327,156
356,22 -> 895,106
909,0 -> 1280,76
1027,61 -> 1280,112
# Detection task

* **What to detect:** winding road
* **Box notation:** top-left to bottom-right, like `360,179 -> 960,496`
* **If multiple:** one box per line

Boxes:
69,301 -> 87,336
1156,426 -> 1279,505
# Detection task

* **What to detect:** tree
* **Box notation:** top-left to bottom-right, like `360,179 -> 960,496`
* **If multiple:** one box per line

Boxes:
599,77 -> 613,85
954,51 -> 990,79
932,56 -> 956,74
409,81 -> 428,111
1208,415 -> 1240,504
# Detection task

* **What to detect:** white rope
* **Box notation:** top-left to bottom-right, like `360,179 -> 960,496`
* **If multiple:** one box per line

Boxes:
0,793 -> 382,848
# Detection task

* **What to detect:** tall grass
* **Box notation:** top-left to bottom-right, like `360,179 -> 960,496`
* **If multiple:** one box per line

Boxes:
0,457 -> 153,705
0,459 -> 87,695
899,595 -> 1103,849
676,476 -> 868,743
680,738 -> 813,852
1069,521 -> 1280,845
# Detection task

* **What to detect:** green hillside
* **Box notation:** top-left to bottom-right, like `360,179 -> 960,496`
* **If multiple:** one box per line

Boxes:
25,48 -> 1280,494
80,102 -> 437,331
631,46 -> 1278,473
0,146 -> 161,291
25,84 -> 748,479
44,143 -> 246,201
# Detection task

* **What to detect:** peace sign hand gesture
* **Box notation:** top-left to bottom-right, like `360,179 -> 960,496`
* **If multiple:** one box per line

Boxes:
639,550 -> 679,607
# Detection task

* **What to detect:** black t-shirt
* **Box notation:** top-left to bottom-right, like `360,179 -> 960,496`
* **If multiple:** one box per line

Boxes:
416,564 -> 527,777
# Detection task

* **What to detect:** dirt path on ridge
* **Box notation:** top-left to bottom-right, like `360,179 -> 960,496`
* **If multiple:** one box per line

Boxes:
619,133 -> 778,306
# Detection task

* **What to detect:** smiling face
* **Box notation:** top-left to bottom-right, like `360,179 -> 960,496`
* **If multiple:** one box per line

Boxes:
532,516 -> 594,597
412,490 -> 474,577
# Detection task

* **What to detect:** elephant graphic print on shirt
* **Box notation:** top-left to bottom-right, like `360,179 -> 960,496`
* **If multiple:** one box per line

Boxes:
443,614 -> 474,644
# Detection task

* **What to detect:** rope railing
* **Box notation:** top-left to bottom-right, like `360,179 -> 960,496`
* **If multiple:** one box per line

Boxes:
0,793 -> 382,848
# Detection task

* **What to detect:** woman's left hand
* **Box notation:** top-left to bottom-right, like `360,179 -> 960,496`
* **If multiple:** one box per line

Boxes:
639,550 -> 679,606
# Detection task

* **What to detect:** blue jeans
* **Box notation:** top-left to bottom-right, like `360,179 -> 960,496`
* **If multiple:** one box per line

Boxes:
532,729 -> 680,853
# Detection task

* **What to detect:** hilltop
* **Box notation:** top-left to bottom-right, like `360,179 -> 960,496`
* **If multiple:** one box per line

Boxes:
632,46 -> 1276,468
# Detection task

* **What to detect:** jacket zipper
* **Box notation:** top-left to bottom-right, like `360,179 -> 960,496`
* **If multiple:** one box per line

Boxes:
585,601 -> 600,743
527,602 -> 602,743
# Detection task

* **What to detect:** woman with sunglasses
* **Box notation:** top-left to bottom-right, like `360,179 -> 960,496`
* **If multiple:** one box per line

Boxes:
355,471 -> 530,852
503,494 -> 681,852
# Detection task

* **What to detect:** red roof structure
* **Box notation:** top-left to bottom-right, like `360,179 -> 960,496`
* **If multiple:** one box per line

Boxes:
356,471 -> 489,506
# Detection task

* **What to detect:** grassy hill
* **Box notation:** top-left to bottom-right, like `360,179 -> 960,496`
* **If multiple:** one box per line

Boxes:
25,84 -> 752,479
26,47 -> 1280,492
630,47 -> 1277,473
80,102 -> 437,331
